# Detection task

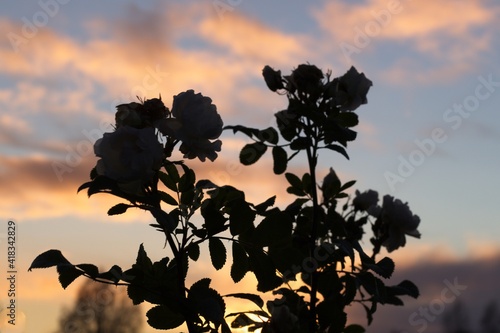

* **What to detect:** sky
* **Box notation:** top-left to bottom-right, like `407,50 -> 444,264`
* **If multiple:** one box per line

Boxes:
0,1 -> 500,332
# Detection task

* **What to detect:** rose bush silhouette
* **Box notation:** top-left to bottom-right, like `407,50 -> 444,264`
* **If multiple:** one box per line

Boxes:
30,63 -> 421,333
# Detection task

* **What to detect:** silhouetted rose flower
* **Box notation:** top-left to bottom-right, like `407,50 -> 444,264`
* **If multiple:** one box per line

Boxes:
377,195 -> 421,252
289,64 -> 324,97
142,97 -> 169,124
116,98 -> 169,129
158,90 -> 223,162
262,65 -> 284,92
332,66 -> 372,111
115,103 -> 143,128
94,126 -> 164,195
353,189 -> 379,211
320,167 -> 342,202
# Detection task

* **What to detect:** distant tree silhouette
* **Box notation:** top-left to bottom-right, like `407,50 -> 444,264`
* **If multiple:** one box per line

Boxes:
442,301 -> 471,333
480,301 -> 500,333
55,279 -> 143,333
441,300 -> 500,333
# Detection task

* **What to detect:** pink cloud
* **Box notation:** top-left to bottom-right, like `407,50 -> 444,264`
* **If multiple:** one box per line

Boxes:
313,0 -> 496,82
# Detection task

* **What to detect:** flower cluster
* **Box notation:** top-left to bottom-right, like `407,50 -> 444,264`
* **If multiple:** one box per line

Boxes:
93,91 -> 223,196
263,64 -> 372,110
353,190 -> 421,252
261,64 -> 373,156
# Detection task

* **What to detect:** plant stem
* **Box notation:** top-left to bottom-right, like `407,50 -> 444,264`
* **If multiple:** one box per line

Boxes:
305,125 -> 319,333
151,200 -> 197,333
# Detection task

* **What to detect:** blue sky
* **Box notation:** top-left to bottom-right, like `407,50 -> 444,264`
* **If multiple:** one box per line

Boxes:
1,1 -> 500,332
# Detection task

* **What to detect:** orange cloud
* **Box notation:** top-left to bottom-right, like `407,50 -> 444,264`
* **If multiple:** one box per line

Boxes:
197,11 -> 309,65
0,2 -> 312,122
314,0 -> 493,43
0,3 -> 317,223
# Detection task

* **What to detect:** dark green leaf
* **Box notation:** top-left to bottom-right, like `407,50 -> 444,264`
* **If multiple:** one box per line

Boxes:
239,142 -> 267,165
178,168 -> 196,192
77,181 -> 91,193
158,170 -> 177,192
361,303 -> 375,325
84,175 -> 116,197
180,188 -> 194,205
151,208 -> 178,232
253,196 -> 276,214
324,121 -> 357,145
97,265 -> 122,283
363,257 -> 394,279
76,264 -> 99,278
224,125 -> 260,138
275,110 -> 297,142
393,280 -> 420,298
127,283 -> 145,305
189,278 -> 226,325
268,246 -> 305,281
135,244 -> 153,270
191,277 -> 211,289
231,242 -> 249,283
258,127 -> 279,145
358,272 -> 386,302
158,191 -> 178,205
226,310 -> 270,319
147,305 -> 185,330
339,180 -> 356,192
317,270 -> 342,299
385,295 -> 404,306
302,172 -> 312,195
164,163 -> 180,181
341,275 -> 357,305
325,144 -> 350,159
29,249 -> 71,271
285,198 -> 309,215
297,285 -> 311,294
196,179 -> 218,189
336,112 -> 359,127
107,203 -> 132,216
57,264 -> 83,289
272,146 -> 288,174
201,199 -> 228,236
254,211 -> 292,248
287,186 -> 306,197
246,248 -> 282,292
188,243 -> 200,261
209,238 -> 227,270
317,298 -> 346,333
230,314 -> 256,328
229,199 -> 255,236
344,324 -> 366,333
376,257 -> 395,279
285,173 -> 303,190
224,293 -> 264,308
290,137 -> 309,150
192,228 -> 207,239
168,253 -> 189,280
231,243 -> 249,282
90,167 -> 98,180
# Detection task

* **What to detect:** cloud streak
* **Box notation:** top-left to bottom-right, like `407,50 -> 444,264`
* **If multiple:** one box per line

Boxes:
313,0 -> 497,82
